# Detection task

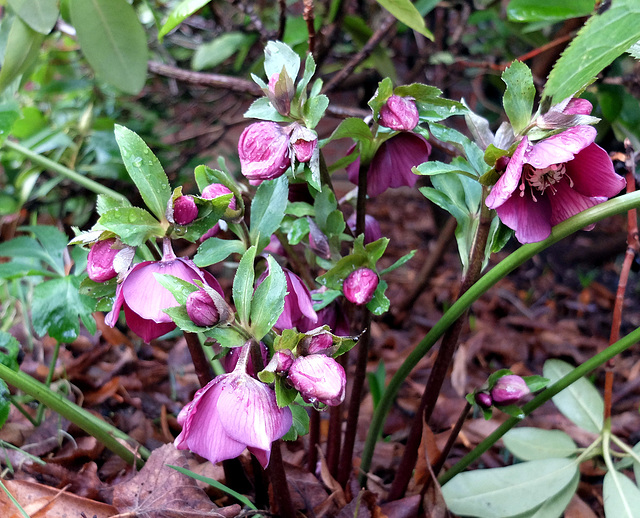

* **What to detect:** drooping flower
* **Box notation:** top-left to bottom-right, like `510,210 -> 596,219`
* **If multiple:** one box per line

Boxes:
378,95 -> 419,131
200,183 -> 237,241
175,345 -> 292,468
287,354 -> 346,406
172,195 -> 198,225
347,214 -> 382,245
486,109 -> 625,244
347,133 -> 431,197
290,124 -> 318,163
239,122 -> 291,185
490,375 -> 530,405
105,239 -> 223,342
343,267 -> 379,305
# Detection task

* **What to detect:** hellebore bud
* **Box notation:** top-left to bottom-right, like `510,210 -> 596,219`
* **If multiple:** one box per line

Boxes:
343,267 -> 379,305
490,375 -> 530,405
239,122 -> 291,184
347,214 -> 382,245
306,332 -> 334,355
173,195 -> 198,225
379,95 -> 419,131
87,238 -> 119,282
290,125 -> 318,164
308,217 -> 331,259
201,183 -> 237,210
273,350 -> 294,374
267,71 -> 295,116
288,354 -> 346,406
186,290 -> 220,327
475,392 -> 492,408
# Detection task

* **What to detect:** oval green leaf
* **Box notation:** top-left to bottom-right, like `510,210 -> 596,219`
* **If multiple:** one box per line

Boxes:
507,0 -> 595,23
603,469 -> 640,518
8,0 -> 59,34
503,427 -> 578,461
250,254 -> 286,340
375,0 -> 433,39
543,358 -> 604,434
158,0 -> 211,41
0,17 -> 45,93
97,207 -> 165,247
69,0 -> 147,95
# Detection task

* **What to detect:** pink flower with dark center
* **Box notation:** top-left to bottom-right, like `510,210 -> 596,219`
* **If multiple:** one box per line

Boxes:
347,133 -> 431,197
105,239 -> 223,342
175,346 -> 292,468
486,106 -> 625,243
238,122 -> 291,185
379,95 -> 419,131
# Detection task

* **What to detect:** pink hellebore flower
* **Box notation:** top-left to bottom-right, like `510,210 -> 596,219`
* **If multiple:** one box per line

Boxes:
105,240 -> 223,343
174,367 -> 292,468
347,214 -> 382,245
239,121 -> 291,185
347,133 -> 431,197
486,119 -> 625,244
288,354 -> 346,406
379,95 -> 419,131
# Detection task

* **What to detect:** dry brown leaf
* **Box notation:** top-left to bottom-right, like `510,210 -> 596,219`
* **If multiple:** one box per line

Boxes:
112,443 -> 239,517
0,479 -> 117,518
564,493 -> 598,518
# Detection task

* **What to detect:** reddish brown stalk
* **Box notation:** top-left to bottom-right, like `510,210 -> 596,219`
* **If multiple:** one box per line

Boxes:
303,0 -> 316,55
604,142 -> 639,420
277,0 -> 287,41
268,441 -> 296,518
326,401 -> 343,475
183,332 -> 214,387
308,409 -> 320,472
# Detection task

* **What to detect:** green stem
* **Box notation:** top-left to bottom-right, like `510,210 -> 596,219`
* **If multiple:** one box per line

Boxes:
35,341 -> 61,425
438,326 -> 640,486
359,190 -> 640,481
610,434 -> 640,465
0,364 -> 150,468
3,139 -> 129,204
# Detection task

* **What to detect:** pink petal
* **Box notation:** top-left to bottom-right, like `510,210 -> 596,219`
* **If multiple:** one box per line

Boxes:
486,137 -> 529,209
174,377 -> 247,463
563,98 -> 592,115
247,447 -> 270,469
495,190 -> 552,244
104,279 -> 126,328
123,303 -> 176,342
549,178 -> 608,226
565,143 -> 626,198
526,126 -> 596,169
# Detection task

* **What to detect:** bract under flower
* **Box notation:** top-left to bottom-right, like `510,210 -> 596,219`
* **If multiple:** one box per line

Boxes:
486,125 -> 625,244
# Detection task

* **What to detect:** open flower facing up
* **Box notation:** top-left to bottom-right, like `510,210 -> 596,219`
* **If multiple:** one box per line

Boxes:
486,108 -> 625,244
347,133 -> 431,197
105,239 -> 222,342
175,345 -> 292,468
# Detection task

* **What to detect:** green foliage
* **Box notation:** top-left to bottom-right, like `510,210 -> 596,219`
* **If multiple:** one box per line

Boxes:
0,331 -> 21,372
8,0 -> 59,34
543,359 -> 604,434
507,0 -> 595,22
192,32 -> 255,71
96,207 -> 164,247
0,380 -> 10,428
249,176 -> 289,251
113,125 -> 171,222
250,255 -> 286,340
194,238 -> 246,267
157,0 -> 211,41
233,246 -> 257,327
543,0 -> 640,104
375,0 -> 433,39
282,404 -> 309,441
603,469 -> 640,517
503,428 -> 578,461
69,0 -> 147,95
501,61 -> 535,135
0,17 -> 45,94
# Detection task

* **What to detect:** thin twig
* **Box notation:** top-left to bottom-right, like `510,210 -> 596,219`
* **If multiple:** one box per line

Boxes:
303,0 -> 316,56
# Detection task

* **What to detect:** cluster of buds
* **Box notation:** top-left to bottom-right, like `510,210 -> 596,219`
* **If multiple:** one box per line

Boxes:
473,373 -> 542,415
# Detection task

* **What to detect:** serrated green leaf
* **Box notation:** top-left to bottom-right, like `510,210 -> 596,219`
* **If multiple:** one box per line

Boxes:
0,17 -> 44,93
543,359 -> 604,434
244,97 -> 291,122
31,276 -> 95,342
0,330 -> 21,372
233,246 -> 257,326
442,458 -> 578,518
158,0 -> 210,41
194,238 -> 246,267
368,77 -> 394,120
543,0 -> 640,105
251,255 -> 286,340
114,125 -> 171,221
8,0 -> 59,34
97,207 -> 164,247
205,326 -> 247,348
503,428 -> 578,461
302,94 -> 329,129
163,305 -> 206,333
69,0 -> 147,95
414,159 -> 478,178
96,193 -> 131,215
507,0 -> 595,23
19,225 -> 68,276
629,40 -> 640,60
502,61 -> 535,135
603,469 -> 640,518
79,276 -> 117,299
250,176 -> 289,251
153,273 -> 199,306
264,41 -> 301,83
375,0 -> 433,39
328,117 -> 374,143
366,279 -> 390,315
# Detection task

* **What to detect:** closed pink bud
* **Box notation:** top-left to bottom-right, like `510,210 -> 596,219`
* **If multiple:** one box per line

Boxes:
87,238 -> 118,282
288,354 -> 346,406
379,95 -> 419,131
186,290 -> 220,327
239,122 -> 291,184
343,268 -> 379,305
490,375 -> 530,405
306,333 -> 334,355
475,392 -> 492,408
273,350 -> 294,373
290,125 -> 318,163
173,195 -> 198,225
201,183 -> 237,210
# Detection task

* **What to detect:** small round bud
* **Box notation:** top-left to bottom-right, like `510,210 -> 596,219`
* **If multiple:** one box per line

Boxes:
475,392 -> 492,408
343,268 -> 379,305
186,290 -> 220,327
201,183 -> 237,210
87,238 -> 118,282
379,95 -> 419,131
173,195 -> 198,225
490,375 -> 530,405
290,125 -> 318,164
306,333 -> 334,355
